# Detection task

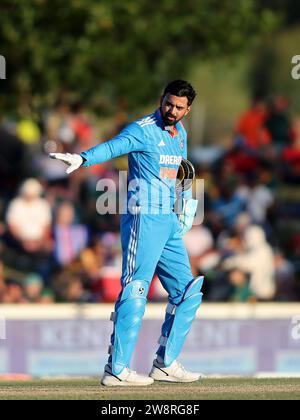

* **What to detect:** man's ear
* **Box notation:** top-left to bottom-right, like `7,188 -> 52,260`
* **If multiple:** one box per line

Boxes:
160,95 -> 165,107
184,106 -> 191,116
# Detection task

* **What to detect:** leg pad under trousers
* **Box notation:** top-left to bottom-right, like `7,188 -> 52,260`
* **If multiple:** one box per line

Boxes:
109,280 -> 148,375
157,276 -> 204,367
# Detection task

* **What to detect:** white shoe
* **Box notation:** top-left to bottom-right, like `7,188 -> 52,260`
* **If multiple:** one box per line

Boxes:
149,359 -> 202,383
101,364 -> 154,387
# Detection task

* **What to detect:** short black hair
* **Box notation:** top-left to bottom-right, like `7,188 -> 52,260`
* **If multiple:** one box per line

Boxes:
163,80 -> 196,106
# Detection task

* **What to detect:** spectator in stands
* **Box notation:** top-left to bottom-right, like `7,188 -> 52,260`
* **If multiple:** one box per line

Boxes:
236,172 -> 274,224
5,178 -> 53,285
24,273 -> 44,303
209,181 -> 246,229
70,102 -> 95,150
53,201 -> 89,267
236,99 -> 271,149
274,251 -> 299,301
52,271 -> 93,303
280,118 -> 300,184
223,140 -> 260,175
79,236 -> 106,280
45,99 -> 75,147
2,280 -> 27,303
228,269 -> 256,302
39,289 -> 55,303
183,224 -> 215,276
223,226 -> 275,301
6,178 -> 52,254
205,217 -> 249,302
217,212 -> 251,256
264,96 -> 291,148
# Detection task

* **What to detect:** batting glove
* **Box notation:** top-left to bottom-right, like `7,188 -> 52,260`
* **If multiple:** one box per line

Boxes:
49,153 -> 83,174
177,198 -> 198,237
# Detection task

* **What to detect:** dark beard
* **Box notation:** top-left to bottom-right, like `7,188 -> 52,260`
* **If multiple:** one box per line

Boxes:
160,107 -> 178,126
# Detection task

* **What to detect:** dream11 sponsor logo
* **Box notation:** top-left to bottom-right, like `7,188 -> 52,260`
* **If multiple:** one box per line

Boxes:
291,55 -> 300,80
0,316 -> 6,340
291,316 -> 300,341
0,55 -> 6,80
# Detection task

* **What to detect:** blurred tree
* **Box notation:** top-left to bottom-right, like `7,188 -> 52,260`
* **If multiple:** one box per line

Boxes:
261,0 -> 300,25
248,26 -> 300,112
0,0 -> 280,115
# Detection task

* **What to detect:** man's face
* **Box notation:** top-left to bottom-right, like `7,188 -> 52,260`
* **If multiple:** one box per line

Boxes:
160,93 -> 191,126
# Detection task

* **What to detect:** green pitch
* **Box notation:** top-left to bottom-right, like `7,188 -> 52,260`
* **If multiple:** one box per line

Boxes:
0,378 -> 300,400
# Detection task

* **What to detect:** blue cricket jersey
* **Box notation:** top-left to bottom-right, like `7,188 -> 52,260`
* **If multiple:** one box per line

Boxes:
80,109 -> 191,212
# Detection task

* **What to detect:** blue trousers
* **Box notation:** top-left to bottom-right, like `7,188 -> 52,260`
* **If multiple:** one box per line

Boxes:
120,208 -> 194,302
109,207 -> 195,371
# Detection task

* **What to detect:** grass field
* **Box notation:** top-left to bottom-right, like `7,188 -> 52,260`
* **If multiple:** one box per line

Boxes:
0,378 -> 300,400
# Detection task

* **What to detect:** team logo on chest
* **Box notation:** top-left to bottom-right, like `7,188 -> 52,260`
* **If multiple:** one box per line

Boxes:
179,136 -> 184,150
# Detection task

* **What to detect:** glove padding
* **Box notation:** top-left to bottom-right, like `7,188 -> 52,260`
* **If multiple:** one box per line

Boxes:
49,153 -> 83,174
177,198 -> 198,237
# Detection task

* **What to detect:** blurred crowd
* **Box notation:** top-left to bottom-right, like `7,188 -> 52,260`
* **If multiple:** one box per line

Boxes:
0,95 -> 300,304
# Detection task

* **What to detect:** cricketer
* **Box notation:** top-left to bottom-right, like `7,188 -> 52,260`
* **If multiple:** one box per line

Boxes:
50,80 -> 204,386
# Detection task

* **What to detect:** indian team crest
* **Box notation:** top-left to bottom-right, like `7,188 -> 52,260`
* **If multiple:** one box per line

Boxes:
179,136 -> 184,150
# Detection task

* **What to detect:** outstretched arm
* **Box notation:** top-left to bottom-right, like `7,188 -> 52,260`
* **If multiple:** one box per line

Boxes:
80,123 -> 146,166
50,122 -> 146,173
